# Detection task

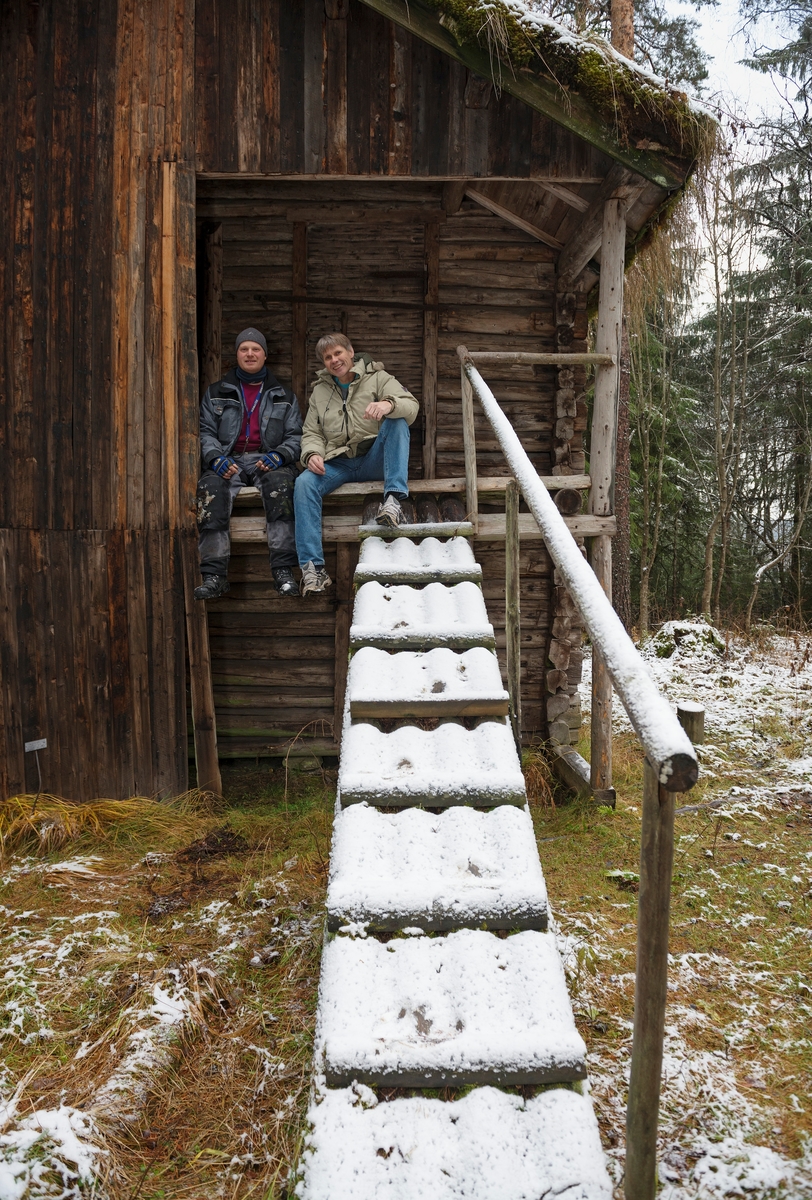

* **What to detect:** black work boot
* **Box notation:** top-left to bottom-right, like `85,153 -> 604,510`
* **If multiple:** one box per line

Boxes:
194,575 -> 230,601
273,567 -> 299,597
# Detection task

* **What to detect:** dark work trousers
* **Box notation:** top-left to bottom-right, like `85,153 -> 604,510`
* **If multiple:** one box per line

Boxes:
196,453 -> 297,578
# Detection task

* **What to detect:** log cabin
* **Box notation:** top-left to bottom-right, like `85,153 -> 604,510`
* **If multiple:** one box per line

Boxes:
0,0 -> 711,800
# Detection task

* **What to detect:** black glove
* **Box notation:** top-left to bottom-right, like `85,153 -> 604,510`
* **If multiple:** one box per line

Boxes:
211,456 -> 236,478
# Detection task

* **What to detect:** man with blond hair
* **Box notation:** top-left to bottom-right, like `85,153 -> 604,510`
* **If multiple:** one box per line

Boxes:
294,333 -> 418,596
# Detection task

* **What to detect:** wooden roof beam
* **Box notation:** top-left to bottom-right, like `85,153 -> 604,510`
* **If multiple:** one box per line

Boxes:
534,181 -> 590,213
556,164 -> 647,287
465,187 -> 564,251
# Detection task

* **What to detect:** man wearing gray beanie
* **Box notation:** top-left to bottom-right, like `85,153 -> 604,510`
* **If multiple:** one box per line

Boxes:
194,329 -> 302,600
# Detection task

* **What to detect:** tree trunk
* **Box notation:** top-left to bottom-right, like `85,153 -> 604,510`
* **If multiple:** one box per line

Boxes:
701,511 -> 721,618
611,0 -> 635,57
612,314 -> 633,630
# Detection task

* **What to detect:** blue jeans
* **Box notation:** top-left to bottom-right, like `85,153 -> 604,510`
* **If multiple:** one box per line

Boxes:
294,417 -> 410,567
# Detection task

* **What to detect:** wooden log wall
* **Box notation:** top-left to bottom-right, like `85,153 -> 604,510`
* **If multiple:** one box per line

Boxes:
200,181 -> 590,753
194,0 -> 614,181
0,0 -> 199,800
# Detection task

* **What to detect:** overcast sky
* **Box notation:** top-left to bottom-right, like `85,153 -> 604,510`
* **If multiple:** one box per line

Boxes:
668,0 -> 789,118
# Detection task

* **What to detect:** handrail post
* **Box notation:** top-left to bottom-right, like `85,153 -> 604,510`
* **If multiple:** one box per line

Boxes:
505,478 -> 521,751
459,346 -> 479,533
589,197 -> 626,793
625,759 -> 676,1200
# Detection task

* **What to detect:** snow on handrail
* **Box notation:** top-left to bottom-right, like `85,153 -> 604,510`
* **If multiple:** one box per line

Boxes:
460,353 -> 698,793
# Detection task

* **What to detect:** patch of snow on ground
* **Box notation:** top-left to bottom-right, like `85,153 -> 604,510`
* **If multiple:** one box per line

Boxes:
0,1106 -> 104,1200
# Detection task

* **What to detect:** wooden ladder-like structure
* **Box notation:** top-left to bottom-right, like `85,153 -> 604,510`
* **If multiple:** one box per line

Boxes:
297,528 -> 613,1198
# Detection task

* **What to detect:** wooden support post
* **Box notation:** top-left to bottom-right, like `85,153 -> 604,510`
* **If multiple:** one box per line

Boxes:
162,162 -> 179,529
625,758 -> 676,1200
505,478 -> 521,751
459,355 -> 479,533
677,701 -> 705,744
590,534 -> 613,792
333,542 -> 353,747
589,198 -> 626,793
292,223 -> 308,417
422,223 -> 440,480
201,223 -> 222,391
181,534 -> 222,795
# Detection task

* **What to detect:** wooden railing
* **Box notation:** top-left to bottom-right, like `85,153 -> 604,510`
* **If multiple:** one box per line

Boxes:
458,345 -> 698,1200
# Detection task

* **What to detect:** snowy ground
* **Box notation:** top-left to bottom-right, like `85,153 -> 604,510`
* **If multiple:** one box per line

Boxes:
0,787 -> 329,1199
566,623 -> 812,1198
0,626 -> 810,1198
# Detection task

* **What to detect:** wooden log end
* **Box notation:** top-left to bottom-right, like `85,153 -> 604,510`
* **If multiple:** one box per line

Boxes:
659,752 -> 699,793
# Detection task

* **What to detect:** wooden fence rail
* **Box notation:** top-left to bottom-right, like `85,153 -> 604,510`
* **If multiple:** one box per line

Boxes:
458,345 -> 698,1200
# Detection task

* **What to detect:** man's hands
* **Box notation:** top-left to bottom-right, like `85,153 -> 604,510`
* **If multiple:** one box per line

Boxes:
258,452 -> 284,473
306,398 -> 394,473
364,398 -> 395,421
212,456 -> 239,479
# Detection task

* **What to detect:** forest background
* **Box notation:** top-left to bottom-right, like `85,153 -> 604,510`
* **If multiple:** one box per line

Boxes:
530,0 -> 812,635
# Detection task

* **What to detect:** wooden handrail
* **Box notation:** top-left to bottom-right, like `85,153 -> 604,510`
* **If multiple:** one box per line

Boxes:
458,344 -> 697,1200
458,347 -> 697,789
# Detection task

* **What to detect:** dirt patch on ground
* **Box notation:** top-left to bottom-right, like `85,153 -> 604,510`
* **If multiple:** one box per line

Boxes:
175,826 -> 249,862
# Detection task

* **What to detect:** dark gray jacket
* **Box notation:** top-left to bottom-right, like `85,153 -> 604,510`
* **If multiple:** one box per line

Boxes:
199,369 -> 302,468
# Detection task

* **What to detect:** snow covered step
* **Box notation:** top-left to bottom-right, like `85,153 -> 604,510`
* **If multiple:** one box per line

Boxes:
326,804 -> 547,932
315,928 -> 586,1087
347,647 -> 509,718
338,721 -> 525,808
354,536 -> 482,586
350,581 -> 495,651
299,1085 -> 612,1200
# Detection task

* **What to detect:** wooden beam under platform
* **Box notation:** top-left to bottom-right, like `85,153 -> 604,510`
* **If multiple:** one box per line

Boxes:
229,513 -> 616,543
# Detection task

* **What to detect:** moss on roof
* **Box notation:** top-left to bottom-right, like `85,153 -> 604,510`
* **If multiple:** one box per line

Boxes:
424,0 -> 716,171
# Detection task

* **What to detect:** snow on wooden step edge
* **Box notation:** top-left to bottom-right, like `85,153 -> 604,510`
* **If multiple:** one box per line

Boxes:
347,646 -> 508,717
355,535 -> 482,584
315,928 -> 586,1088
326,803 -> 547,932
350,581 -> 495,651
296,1083 -> 612,1200
338,721 -> 526,808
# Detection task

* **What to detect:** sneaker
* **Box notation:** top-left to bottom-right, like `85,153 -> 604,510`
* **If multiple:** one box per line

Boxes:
376,494 -> 407,528
300,561 -> 332,597
273,567 -> 299,597
194,575 -> 230,601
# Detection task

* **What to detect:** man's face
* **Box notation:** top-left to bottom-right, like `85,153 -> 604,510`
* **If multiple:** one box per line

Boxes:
322,343 -> 354,381
236,341 -> 267,373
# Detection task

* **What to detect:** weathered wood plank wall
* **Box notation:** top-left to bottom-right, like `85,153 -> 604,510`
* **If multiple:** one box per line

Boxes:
194,0 -> 613,181
0,0 -> 198,800
0,0 -> 600,796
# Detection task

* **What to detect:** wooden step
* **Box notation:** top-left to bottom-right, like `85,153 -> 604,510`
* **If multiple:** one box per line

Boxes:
338,720 -> 525,808
298,1085 -> 612,1200
316,929 -> 586,1087
358,520 -> 474,540
350,581 -> 494,651
354,535 -> 482,586
326,804 -> 547,932
347,647 -> 508,718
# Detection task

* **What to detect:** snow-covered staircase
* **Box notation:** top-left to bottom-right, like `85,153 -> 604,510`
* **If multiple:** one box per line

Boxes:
297,534 -> 612,1198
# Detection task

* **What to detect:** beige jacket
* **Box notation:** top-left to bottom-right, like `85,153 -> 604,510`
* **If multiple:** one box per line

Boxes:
300,357 -> 419,466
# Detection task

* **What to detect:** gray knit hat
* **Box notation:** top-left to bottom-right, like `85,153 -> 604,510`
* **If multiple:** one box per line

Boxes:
235,327 -> 268,355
